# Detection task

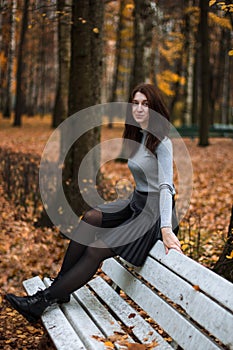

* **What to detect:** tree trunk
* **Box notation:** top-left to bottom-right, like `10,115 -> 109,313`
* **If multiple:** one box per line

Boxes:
130,0 -> 146,91
191,44 -> 199,125
109,0 -> 134,104
3,0 -> 16,119
183,0 -> 195,126
37,0 -> 103,227
221,30 -> 231,124
64,0 -> 103,216
149,26 -> 158,86
38,16 -> 46,117
107,0 -> 123,128
52,0 -> 71,128
27,49 -> 37,116
109,0 -> 124,105
213,205 -> 233,283
13,0 -> 29,127
209,28 -> 224,125
130,0 -> 152,92
198,0 -> 210,146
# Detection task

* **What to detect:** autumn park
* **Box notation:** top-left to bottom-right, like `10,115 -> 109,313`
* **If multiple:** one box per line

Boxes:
0,0 -> 233,349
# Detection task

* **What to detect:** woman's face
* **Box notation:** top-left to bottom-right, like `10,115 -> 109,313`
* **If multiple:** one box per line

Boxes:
132,91 -> 149,129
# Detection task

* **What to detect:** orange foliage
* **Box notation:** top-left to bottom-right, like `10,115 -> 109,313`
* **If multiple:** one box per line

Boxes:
0,115 -> 232,348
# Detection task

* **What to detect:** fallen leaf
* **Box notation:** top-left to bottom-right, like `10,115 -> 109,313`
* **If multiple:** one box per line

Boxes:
104,341 -> 114,348
193,285 -> 200,291
114,330 -> 126,336
92,335 -> 106,342
226,250 -> 233,259
127,344 -> 147,349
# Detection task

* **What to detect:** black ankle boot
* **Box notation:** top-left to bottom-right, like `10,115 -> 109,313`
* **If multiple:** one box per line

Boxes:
5,289 -> 57,323
50,276 -> 70,304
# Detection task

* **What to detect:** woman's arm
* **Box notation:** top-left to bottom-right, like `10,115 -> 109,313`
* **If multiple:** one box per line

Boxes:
157,138 -> 182,254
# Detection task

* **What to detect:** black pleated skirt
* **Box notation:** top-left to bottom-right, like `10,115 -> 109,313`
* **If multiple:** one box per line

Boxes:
97,190 -> 178,267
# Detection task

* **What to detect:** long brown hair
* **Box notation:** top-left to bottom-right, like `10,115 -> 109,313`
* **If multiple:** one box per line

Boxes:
123,83 -> 170,155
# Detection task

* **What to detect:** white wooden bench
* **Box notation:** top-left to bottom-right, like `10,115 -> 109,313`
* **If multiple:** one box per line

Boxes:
23,241 -> 233,350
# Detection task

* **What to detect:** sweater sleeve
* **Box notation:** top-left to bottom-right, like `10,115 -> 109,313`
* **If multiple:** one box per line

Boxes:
156,137 -> 175,228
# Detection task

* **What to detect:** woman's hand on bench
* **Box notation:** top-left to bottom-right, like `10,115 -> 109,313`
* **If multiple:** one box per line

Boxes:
161,227 -> 183,255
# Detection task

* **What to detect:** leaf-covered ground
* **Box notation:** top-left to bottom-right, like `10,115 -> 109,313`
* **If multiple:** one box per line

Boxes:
0,116 -> 232,349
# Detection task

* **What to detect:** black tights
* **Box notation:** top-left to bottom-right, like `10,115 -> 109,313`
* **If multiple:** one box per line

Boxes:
48,209 -> 115,299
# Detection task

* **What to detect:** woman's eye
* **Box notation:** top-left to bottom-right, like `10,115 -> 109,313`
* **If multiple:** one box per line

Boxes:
132,101 -> 149,107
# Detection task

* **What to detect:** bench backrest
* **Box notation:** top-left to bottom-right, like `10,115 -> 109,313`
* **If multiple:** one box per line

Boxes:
101,241 -> 233,350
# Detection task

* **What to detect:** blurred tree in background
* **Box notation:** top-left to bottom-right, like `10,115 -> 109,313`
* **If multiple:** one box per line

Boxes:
0,0 -> 232,279
64,0 -> 104,215
52,0 -> 71,128
0,0 -> 232,132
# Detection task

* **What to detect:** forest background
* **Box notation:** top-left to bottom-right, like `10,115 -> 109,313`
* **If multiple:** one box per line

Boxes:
0,0 -> 233,348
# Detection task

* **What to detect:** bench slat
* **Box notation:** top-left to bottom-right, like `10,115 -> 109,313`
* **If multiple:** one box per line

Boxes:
131,255 -> 233,347
150,241 -> 233,310
23,277 -> 86,350
22,241 -> 233,350
101,259 -> 221,350
73,286 -> 135,349
60,299 -> 106,350
89,277 -> 172,350
43,278 -> 106,350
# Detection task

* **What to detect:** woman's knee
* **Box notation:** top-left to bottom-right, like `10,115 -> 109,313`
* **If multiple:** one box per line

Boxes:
85,246 -> 103,262
82,209 -> 102,227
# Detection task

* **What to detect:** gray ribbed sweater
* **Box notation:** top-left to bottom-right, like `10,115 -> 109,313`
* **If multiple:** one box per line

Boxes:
128,131 -> 175,228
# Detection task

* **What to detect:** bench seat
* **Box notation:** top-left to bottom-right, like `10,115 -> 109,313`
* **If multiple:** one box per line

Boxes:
23,241 -> 233,350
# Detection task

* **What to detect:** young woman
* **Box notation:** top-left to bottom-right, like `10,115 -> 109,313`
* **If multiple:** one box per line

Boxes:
5,83 -> 182,323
